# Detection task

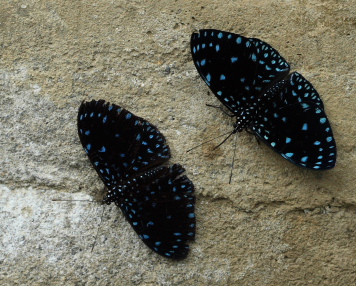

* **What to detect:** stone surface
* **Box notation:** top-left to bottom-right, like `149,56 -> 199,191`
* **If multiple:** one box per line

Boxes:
0,0 -> 355,285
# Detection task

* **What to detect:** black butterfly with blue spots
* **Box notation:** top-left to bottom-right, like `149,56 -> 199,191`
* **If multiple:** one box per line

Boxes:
191,29 -> 336,170
78,100 -> 195,259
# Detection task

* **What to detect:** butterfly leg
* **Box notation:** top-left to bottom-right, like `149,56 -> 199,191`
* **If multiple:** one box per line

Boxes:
205,104 -> 235,117
246,128 -> 260,145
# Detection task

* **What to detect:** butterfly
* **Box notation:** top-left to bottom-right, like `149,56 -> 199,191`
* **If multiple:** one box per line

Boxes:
77,100 -> 195,259
191,29 -> 337,170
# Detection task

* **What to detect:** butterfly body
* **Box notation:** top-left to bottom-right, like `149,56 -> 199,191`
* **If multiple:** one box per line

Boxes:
191,29 -> 336,170
78,100 -> 195,259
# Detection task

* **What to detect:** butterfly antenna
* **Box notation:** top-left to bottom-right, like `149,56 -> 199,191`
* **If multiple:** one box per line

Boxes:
229,133 -> 238,184
212,130 -> 235,150
52,199 -> 96,202
91,206 -> 105,253
186,131 -> 232,153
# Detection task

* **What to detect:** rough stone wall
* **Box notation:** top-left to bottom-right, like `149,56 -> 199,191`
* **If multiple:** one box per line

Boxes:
1,1 -> 355,285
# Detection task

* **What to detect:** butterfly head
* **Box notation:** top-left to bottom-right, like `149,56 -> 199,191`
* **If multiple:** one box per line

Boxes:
102,185 -> 124,205
233,109 -> 253,133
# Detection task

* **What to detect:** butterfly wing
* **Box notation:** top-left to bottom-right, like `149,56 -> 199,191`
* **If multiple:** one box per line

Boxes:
251,72 -> 337,169
191,29 -> 290,115
77,100 -> 171,188
119,164 -> 195,259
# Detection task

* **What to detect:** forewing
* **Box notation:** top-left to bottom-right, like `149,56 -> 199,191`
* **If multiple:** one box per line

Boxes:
77,100 -> 171,187
191,29 -> 290,114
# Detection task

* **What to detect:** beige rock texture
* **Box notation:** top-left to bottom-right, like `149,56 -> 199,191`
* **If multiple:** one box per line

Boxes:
1,0 -> 355,285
